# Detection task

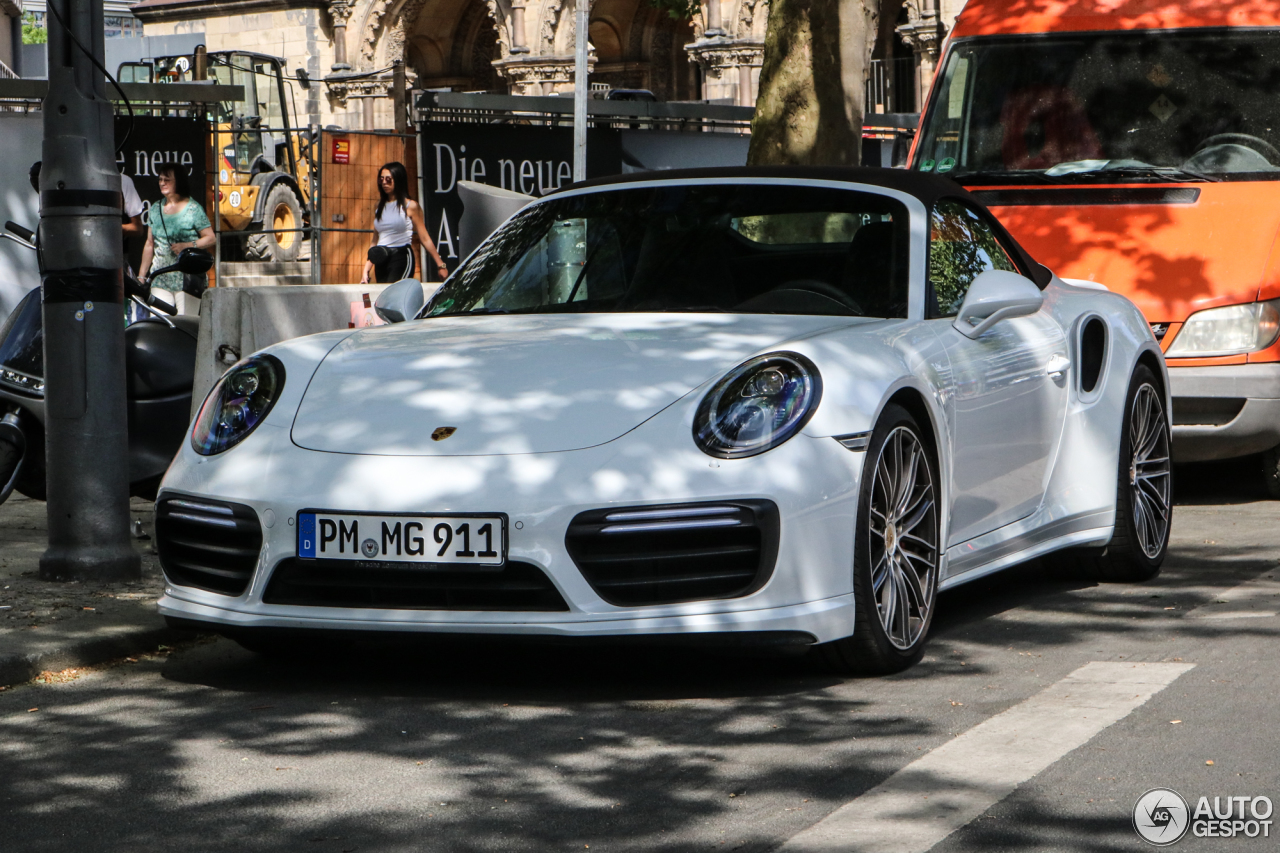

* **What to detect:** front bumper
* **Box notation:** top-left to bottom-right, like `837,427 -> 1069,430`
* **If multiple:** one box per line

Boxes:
158,592 -> 855,644
1168,363 -> 1280,462
155,421 -> 867,645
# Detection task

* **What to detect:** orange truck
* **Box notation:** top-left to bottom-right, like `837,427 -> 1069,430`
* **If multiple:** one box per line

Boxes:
911,0 -> 1280,493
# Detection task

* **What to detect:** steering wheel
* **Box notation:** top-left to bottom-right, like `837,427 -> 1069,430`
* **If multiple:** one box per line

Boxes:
1195,133 -> 1280,164
774,280 -> 864,315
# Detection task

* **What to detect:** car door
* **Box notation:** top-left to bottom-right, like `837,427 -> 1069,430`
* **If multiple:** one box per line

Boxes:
929,200 -> 1069,548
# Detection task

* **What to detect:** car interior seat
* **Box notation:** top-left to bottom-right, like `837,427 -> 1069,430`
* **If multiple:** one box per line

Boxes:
840,221 -> 901,317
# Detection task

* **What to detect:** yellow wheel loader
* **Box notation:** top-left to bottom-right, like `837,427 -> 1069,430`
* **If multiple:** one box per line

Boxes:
120,51 -> 314,263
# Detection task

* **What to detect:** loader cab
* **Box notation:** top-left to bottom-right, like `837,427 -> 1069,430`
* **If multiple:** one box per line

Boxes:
118,51 -> 297,179
119,50 -> 311,262
207,53 -> 297,179
117,61 -> 152,84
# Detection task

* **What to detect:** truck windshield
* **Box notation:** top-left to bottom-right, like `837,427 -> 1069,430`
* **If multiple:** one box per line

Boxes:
425,184 -> 909,319
914,30 -> 1280,182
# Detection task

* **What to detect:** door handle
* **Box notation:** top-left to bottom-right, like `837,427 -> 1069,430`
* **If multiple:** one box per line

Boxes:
1045,353 -> 1071,379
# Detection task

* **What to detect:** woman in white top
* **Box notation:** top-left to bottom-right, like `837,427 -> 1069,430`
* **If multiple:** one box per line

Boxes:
360,161 -> 448,284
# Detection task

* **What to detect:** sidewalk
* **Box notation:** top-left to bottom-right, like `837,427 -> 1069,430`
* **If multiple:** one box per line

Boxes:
0,494 -> 194,687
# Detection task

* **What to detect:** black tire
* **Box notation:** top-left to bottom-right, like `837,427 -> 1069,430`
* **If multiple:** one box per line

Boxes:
13,412 -> 44,501
0,433 -> 22,494
817,403 -> 941,675
1069,365 -> 1172,582
245,183 -> 303,262
1262,446 -> 1280,499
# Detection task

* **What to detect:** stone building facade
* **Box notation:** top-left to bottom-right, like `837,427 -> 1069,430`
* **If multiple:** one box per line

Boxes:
895,0 -> 964,110
132,0 -> 770,129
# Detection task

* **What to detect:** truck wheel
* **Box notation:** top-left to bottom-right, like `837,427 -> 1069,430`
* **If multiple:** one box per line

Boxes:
1263,446 -> 1280,499
245,184 -> 303,262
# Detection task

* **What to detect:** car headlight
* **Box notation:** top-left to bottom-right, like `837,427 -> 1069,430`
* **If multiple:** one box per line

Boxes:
191,355 -> 285,455
1165,299 -> 1280,357
693,352 -> 822,459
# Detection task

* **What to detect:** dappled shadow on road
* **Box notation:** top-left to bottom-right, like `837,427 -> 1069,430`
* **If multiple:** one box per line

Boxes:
2,529 -> 1267,853
0,637 -> 948,853
1,470 -> 1274,851
922,453 -> 1278,657
933,799 -> 1137,853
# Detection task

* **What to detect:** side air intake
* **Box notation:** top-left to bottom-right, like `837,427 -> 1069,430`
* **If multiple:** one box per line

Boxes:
565,500 -> 779,606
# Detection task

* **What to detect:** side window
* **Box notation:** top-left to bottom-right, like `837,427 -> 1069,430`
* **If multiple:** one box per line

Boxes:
928,200 -> 1018,317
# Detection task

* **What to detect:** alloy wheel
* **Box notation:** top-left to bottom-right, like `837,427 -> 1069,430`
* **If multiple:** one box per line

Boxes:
1129,383 -> 1171,559
868,426 -> 939,650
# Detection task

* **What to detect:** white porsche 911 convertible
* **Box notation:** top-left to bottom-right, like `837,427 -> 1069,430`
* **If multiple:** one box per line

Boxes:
157,168 -> 1171,673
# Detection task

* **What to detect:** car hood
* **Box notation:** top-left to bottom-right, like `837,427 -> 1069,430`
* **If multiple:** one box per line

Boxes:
984,182 -> 1280,323
290,313 -> 854,456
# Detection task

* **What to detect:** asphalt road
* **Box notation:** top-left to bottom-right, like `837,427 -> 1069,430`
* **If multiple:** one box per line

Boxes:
1,458 -> 1277,853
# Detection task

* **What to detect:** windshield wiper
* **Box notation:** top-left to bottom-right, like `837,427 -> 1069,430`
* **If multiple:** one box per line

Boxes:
1045,160 -> 1221,183
1119,166 -> 1220,183
950,170 -> 1065,186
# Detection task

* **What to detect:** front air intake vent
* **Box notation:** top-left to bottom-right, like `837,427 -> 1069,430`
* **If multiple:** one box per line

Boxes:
156,495 -> 263,596
263,559 -> 569,611
565,500 -> 779,606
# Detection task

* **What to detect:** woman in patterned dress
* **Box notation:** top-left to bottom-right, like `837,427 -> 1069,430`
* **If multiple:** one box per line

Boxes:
138,162 -> 214,308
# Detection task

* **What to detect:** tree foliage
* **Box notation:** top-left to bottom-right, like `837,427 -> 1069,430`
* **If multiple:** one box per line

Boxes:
22,13 -> 48,45
648,0 -> 701,20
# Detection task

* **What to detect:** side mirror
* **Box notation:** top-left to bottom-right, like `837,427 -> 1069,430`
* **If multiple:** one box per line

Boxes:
952,270 -> 1043,339
375,278 -> 425,324
176,248 -> 214,274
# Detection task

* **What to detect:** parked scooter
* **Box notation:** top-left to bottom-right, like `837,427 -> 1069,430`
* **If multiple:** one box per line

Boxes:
0,220 -> 211,503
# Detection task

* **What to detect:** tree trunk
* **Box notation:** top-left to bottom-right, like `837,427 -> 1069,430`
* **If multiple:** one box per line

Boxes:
747,0 -> 884,166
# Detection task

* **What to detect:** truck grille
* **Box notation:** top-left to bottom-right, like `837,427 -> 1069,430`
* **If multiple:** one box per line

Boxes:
564,500 -> 779,606
263,559 -> 569,611
156,495 -> 263,596
971,187 -> 1200,206
1172,397 -> 1246,426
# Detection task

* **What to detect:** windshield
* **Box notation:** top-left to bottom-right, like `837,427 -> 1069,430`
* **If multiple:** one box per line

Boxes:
426,184 -> 909,319
914,30 -> 1280,182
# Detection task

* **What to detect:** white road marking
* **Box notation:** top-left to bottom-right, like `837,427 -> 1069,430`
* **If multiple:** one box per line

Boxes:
1185,572 -> 1280,619
779,661 -> 1194,853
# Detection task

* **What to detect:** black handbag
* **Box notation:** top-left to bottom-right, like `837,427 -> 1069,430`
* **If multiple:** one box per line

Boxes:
368,245 -> 392,265
182,272 -> 209,298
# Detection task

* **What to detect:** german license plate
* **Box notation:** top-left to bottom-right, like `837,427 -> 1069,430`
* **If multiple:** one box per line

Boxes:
297,512 -> 505,566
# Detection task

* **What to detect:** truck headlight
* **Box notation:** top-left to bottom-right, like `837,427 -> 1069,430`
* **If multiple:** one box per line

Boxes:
1165,299 -> 1280,357
693,352 -> 822,459
191,355 -> 286,455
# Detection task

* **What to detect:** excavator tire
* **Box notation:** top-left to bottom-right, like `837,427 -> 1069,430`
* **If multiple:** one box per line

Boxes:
245,183 -> 303,262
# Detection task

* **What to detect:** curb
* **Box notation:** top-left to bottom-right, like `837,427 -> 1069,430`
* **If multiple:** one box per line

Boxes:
0,624 -> 200,688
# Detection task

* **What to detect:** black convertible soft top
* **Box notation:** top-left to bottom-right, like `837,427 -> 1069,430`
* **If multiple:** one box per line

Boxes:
556,165 -> 1053,288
